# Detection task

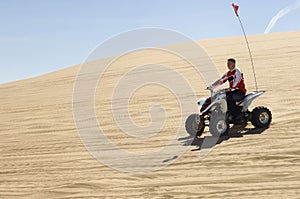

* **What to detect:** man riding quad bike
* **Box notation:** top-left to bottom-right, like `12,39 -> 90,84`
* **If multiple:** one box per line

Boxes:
185,58 -> 272,137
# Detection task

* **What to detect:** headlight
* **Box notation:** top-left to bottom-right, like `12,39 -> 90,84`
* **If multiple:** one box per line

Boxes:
197,98 -> 206,106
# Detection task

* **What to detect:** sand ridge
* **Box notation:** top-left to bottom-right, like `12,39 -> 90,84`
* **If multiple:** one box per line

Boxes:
0,31 -> 300,198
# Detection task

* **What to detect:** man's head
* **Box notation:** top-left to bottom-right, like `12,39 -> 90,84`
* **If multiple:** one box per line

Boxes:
227,58 -> 236,71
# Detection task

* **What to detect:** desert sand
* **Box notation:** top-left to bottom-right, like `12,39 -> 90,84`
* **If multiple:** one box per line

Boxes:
0,31 -> 299,198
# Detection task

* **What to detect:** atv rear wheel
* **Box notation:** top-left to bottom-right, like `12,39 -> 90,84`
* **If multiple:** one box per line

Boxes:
251,106 -> 272,128
209,114 -> 229,137
185,114 -> 205,137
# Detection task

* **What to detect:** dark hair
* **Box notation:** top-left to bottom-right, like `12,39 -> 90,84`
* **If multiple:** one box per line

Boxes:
227,58 -> 236,64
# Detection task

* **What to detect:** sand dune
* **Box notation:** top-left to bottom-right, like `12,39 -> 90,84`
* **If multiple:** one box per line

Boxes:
0,31 -> 300,198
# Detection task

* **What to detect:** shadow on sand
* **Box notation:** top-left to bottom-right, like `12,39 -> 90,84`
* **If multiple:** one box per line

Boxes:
178,123 -> 269,151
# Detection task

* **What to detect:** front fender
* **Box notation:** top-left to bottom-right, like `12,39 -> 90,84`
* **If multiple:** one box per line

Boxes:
201,98 -> 227,114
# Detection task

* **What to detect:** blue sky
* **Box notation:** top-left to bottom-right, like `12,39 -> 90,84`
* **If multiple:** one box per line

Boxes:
0,0 -> 299,84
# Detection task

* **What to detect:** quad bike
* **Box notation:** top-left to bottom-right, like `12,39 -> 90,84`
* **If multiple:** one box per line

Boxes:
185,87 -> 272,137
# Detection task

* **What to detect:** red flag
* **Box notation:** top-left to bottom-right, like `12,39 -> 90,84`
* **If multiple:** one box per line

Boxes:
232,3 -> 239,16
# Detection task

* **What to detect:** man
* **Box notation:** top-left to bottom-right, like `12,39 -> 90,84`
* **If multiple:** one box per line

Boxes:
209,58 -> 247,123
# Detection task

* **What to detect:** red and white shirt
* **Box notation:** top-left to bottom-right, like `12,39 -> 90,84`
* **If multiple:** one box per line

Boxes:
214,67 -> 247,94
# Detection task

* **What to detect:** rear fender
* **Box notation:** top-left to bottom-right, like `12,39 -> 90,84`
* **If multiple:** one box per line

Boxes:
238,90 -> 265,112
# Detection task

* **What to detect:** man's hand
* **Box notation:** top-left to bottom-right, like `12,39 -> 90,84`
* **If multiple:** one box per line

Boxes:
206,85 -> 213,90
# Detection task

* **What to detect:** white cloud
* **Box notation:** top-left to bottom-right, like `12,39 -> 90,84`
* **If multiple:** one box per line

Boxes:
264,0 -> 300,34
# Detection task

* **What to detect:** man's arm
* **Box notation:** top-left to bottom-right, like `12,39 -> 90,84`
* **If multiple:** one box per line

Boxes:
211,72 -> 228,87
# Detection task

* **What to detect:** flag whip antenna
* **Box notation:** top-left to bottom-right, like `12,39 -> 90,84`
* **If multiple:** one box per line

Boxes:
232,3 -> 258,91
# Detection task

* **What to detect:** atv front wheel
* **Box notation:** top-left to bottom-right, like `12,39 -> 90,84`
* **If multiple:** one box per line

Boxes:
251,106 -> 272,128
185,114 -> 205,137
209,114 -> 229,137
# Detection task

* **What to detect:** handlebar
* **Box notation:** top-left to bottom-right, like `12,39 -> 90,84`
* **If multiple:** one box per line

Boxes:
206,86 -> 232,96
